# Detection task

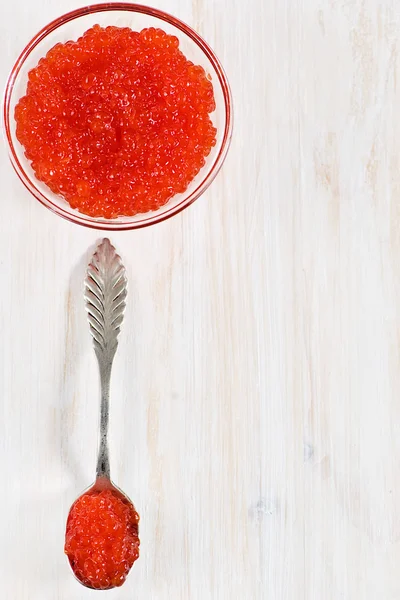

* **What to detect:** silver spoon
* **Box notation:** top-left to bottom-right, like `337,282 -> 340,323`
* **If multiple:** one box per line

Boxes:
65,238 -> 139,590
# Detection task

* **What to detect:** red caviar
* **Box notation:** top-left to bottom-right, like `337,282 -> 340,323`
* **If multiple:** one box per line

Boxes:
15,25 -> 217,218
65,488 -> 140,590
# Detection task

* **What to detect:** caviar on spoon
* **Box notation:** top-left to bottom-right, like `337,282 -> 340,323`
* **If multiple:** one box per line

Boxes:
65,239 -> 140,590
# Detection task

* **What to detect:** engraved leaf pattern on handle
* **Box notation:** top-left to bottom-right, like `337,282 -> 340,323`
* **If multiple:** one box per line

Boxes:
84,238 -> 127,480
84,238 -> 127,361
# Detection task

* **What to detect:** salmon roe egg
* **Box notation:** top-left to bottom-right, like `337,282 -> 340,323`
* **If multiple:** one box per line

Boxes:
14,25 -> 217,218
65,489 -> 140,590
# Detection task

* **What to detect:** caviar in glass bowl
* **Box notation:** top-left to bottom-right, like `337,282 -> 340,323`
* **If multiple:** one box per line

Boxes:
4,4 -> 232,230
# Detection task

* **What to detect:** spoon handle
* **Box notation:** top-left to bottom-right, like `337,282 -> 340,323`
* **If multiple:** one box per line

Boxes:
84,238 -> 127,481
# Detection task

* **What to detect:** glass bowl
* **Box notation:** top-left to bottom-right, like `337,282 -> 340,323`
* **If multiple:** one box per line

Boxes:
3,3 -> 233,230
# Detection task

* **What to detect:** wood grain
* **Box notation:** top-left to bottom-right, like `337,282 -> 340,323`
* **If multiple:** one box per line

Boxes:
1,0 -> 400,598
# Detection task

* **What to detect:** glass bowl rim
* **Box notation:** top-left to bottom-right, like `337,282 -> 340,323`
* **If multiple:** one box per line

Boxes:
3,2 -> 233,231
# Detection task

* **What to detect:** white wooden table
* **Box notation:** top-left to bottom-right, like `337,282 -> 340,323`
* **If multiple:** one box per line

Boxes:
2,0 -> 400,598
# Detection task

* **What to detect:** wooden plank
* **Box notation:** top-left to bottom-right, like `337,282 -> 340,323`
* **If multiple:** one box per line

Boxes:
1,0 -> 400,598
